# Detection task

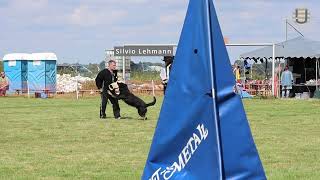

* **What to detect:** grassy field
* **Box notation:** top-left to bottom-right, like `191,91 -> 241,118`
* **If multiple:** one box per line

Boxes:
130,71 -> 161,82
0,97 -> 320,179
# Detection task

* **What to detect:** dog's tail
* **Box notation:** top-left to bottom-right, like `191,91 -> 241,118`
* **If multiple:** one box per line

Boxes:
146,96 -> 156,107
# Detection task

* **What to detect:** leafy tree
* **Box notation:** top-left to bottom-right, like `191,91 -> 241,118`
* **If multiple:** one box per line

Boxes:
99,61 -> 105,71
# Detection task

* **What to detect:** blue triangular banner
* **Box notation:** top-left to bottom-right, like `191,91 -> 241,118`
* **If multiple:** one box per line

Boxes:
142,0 -> 266,179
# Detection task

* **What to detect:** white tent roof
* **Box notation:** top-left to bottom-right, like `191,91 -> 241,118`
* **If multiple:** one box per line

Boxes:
2,53 -> 32,61
31,53 -> 57,61
241,37 -> 320,60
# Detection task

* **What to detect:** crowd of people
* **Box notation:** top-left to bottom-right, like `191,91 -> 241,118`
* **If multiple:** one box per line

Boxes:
233,63 -> 294,98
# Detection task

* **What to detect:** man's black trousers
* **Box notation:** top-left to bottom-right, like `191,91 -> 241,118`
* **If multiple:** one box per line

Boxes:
100,91 -> 120,118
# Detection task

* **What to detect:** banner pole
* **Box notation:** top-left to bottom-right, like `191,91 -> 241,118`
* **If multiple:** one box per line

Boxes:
272,44 -> 276,96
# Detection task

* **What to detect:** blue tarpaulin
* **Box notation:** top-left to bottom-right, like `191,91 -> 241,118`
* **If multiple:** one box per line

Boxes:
142,0 -> 266,179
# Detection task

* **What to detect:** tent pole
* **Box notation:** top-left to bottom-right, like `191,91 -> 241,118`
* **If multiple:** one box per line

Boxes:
251,63 -> 253,79
278,59 -> 282,97
205,0 -> 223,178
285,19 -> 288,41
316,59 -> 318,91
272,44 -> 275,97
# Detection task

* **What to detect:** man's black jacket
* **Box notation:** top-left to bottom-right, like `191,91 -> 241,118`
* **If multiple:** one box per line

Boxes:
95,69 -> 118,91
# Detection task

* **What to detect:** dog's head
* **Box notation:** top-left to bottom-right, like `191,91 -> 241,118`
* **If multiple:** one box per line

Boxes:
108,82 -> 120,96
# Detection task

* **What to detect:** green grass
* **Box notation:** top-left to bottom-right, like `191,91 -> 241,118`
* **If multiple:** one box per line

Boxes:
244,99 -> 320,180
130,71 -> 161,81
0,97 -> 320,179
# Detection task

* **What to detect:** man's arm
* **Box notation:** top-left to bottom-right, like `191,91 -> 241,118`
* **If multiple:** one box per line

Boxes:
95,71 -> 104,89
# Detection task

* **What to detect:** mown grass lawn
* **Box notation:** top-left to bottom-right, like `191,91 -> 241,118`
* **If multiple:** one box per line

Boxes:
0,96 -> 319,179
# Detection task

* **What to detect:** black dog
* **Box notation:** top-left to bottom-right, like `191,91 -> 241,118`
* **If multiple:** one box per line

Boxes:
108,82 -> 156,119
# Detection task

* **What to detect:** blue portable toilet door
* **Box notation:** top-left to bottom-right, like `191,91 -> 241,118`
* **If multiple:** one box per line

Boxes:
4,60 -> 22,92
45,61 -> 56,92
28,60 -> 45,92
21,61 -> 28,92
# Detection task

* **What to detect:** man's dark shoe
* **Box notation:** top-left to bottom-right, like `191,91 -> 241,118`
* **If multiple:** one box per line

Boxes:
115,116 -> 121,120
100,115 -> 106,119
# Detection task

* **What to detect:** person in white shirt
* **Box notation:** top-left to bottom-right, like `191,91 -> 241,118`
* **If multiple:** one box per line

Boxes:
160,56 -> 174,94
281,66 -> 293,98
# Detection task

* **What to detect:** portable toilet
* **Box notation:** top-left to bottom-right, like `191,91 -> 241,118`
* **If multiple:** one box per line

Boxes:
2,53 -> 31,93
28,53 -> 57,92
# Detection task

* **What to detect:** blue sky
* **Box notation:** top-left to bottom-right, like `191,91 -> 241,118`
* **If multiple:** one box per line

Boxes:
0,0 -> 319,64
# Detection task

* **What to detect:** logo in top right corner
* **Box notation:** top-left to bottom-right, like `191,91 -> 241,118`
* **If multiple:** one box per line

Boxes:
293,8 -> 310,24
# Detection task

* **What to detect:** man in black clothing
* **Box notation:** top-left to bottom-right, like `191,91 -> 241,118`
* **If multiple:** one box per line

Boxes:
95,60 -> 121,119
160,56 -> 174,94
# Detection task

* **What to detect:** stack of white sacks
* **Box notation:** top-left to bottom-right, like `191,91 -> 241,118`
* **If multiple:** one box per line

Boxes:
56,74 -> 93,93
305,79 -> 320,85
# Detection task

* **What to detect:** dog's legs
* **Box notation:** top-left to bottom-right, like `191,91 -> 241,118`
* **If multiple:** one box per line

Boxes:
138,108 -> 148,120
138,116 -> 147,120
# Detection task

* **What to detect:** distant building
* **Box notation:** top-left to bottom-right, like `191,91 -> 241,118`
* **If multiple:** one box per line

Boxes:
105,49 -> 131,80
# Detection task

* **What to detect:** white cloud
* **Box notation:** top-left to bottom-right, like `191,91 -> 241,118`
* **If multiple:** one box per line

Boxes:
0,0 -> 54,27
159,11 -> 185,25
68,4 -> 128,26
69,5 -> 98,26
9,0 -> 48,10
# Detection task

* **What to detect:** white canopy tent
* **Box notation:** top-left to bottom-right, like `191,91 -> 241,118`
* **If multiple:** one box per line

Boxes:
241,37 -> 320,97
